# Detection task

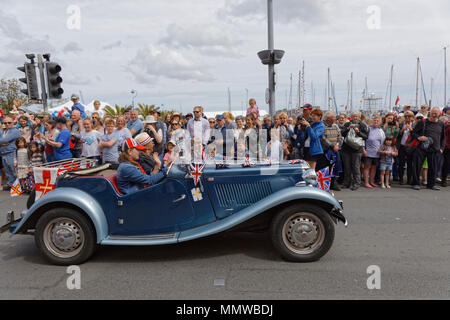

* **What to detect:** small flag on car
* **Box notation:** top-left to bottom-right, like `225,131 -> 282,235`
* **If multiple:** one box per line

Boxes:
316,167 -> 333,193
34,167 -> 59,201
190,162 -> 205,186
10,179 -> 22,197
191,187 -> 203,202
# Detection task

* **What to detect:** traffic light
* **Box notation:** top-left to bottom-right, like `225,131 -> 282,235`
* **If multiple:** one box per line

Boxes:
45,62 -> 64,99
17,62 -> 39,100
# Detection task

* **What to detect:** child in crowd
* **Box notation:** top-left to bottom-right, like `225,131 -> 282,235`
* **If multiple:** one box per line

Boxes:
163,140 -> 177,167
80,118 -> 102,162
282,139 -> 294,161
29,141 -> 45,167
15,137 -> 29,189
22,142 -> 46,193
378,136 -> 398,189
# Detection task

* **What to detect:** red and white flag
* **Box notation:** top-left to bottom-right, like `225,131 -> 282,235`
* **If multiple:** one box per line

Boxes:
395,96 -> 400,106
34,167 -> 59,201
10,179 -> 22,197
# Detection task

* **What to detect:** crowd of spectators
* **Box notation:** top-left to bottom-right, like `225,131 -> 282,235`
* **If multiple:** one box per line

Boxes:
0,96 -> 449,194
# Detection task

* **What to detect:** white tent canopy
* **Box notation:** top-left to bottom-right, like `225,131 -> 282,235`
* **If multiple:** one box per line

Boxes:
48,100 -> 111,115
203,110 -> 268,119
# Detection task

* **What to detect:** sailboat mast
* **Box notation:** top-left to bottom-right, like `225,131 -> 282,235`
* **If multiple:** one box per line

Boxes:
288,73 -> 293,111
389,65 -> 393,111
444,46 -> 447,107
297,69 -> 301,108
346,80 -> 350,110
327,68 -> 331,110
228,87 -> 231,112
415,57 -> 420,110
365,77 -> 368,113
350,72 -> 353,112
430,78 -> 433,107
301,61 -> 305,105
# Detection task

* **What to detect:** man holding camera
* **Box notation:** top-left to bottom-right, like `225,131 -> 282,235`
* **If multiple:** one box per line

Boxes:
143,115 -> 163,155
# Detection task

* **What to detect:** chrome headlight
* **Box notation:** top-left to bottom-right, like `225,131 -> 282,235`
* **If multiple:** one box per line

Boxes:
302,168 -> 317,186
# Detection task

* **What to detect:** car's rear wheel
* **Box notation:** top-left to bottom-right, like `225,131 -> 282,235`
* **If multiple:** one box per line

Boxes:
35,208 -> 97,265
270,203 -> 335,262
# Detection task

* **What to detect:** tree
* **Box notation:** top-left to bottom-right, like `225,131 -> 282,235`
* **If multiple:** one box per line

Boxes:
137,103 -> 160,118
104,104 -> 127,117
0,78 -> 30,113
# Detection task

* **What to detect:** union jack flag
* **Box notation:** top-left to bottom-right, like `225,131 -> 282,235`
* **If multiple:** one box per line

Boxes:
190,162 -> 205,186
316,167 -> 333,192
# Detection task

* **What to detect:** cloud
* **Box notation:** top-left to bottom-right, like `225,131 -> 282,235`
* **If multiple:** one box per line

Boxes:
0,10 -> 55,58
127,45 -> 215,83
64,73 -> 92,85
102,40 -> 122,50
63,42 -> 83,54
218,0 -> 330,25
159,24 -> 242,58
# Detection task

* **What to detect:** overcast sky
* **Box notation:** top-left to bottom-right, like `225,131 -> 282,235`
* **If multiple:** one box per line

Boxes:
1,0 -> 449,113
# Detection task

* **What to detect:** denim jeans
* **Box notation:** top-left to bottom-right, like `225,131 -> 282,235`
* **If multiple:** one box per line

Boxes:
1,152 -> 16,186
71,148 -> 82,158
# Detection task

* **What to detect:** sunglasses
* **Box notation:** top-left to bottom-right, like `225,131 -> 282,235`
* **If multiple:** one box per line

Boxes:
171,123 -> 179,126
3,122 -> 13,124
194,111 -> 201,113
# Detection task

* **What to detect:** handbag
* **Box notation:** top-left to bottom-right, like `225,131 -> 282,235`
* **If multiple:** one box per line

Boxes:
405,119 -> 426,154
404,135 -> 420,155
344,128 -> 365,150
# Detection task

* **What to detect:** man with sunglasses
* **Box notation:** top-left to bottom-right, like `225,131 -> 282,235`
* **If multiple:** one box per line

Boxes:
187,106 -> 210,148
0,116 -> 21,190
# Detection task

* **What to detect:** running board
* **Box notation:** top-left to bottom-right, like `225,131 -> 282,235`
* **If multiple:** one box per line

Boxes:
101,233 -> 179,246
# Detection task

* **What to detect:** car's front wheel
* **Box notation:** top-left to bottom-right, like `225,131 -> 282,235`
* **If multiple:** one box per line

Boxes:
270,203 -> 335,262
35,208 -> 97,265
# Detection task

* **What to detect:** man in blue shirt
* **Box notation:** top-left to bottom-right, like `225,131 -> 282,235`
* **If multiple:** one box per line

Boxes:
70,94 -> 87,119
126,109 -> 144,137
41,117 -> 72,161
0,116 -> 21,190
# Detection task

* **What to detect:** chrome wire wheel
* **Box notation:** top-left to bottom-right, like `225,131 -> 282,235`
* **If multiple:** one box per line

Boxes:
281,212 -> 325,255
43,218 -> 85,259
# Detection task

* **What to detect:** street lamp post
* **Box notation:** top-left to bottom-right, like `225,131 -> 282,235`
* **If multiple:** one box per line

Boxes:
131,89 -> 137,109
257,0 -> 284,117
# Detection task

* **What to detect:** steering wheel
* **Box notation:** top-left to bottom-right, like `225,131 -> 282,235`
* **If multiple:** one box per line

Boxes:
166,161 -> 175,176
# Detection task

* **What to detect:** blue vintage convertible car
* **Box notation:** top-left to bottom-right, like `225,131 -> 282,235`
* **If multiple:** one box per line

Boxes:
0,161 -> 346,265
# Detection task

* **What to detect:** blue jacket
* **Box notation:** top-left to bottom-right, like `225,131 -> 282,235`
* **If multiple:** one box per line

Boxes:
307,121 -> 325,156
116,161 -> 166,195
71,102 -> 87,118
0,127 -> 21,156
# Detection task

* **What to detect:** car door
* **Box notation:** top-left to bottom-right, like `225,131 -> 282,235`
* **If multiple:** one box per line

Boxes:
114,178 -> 195,235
